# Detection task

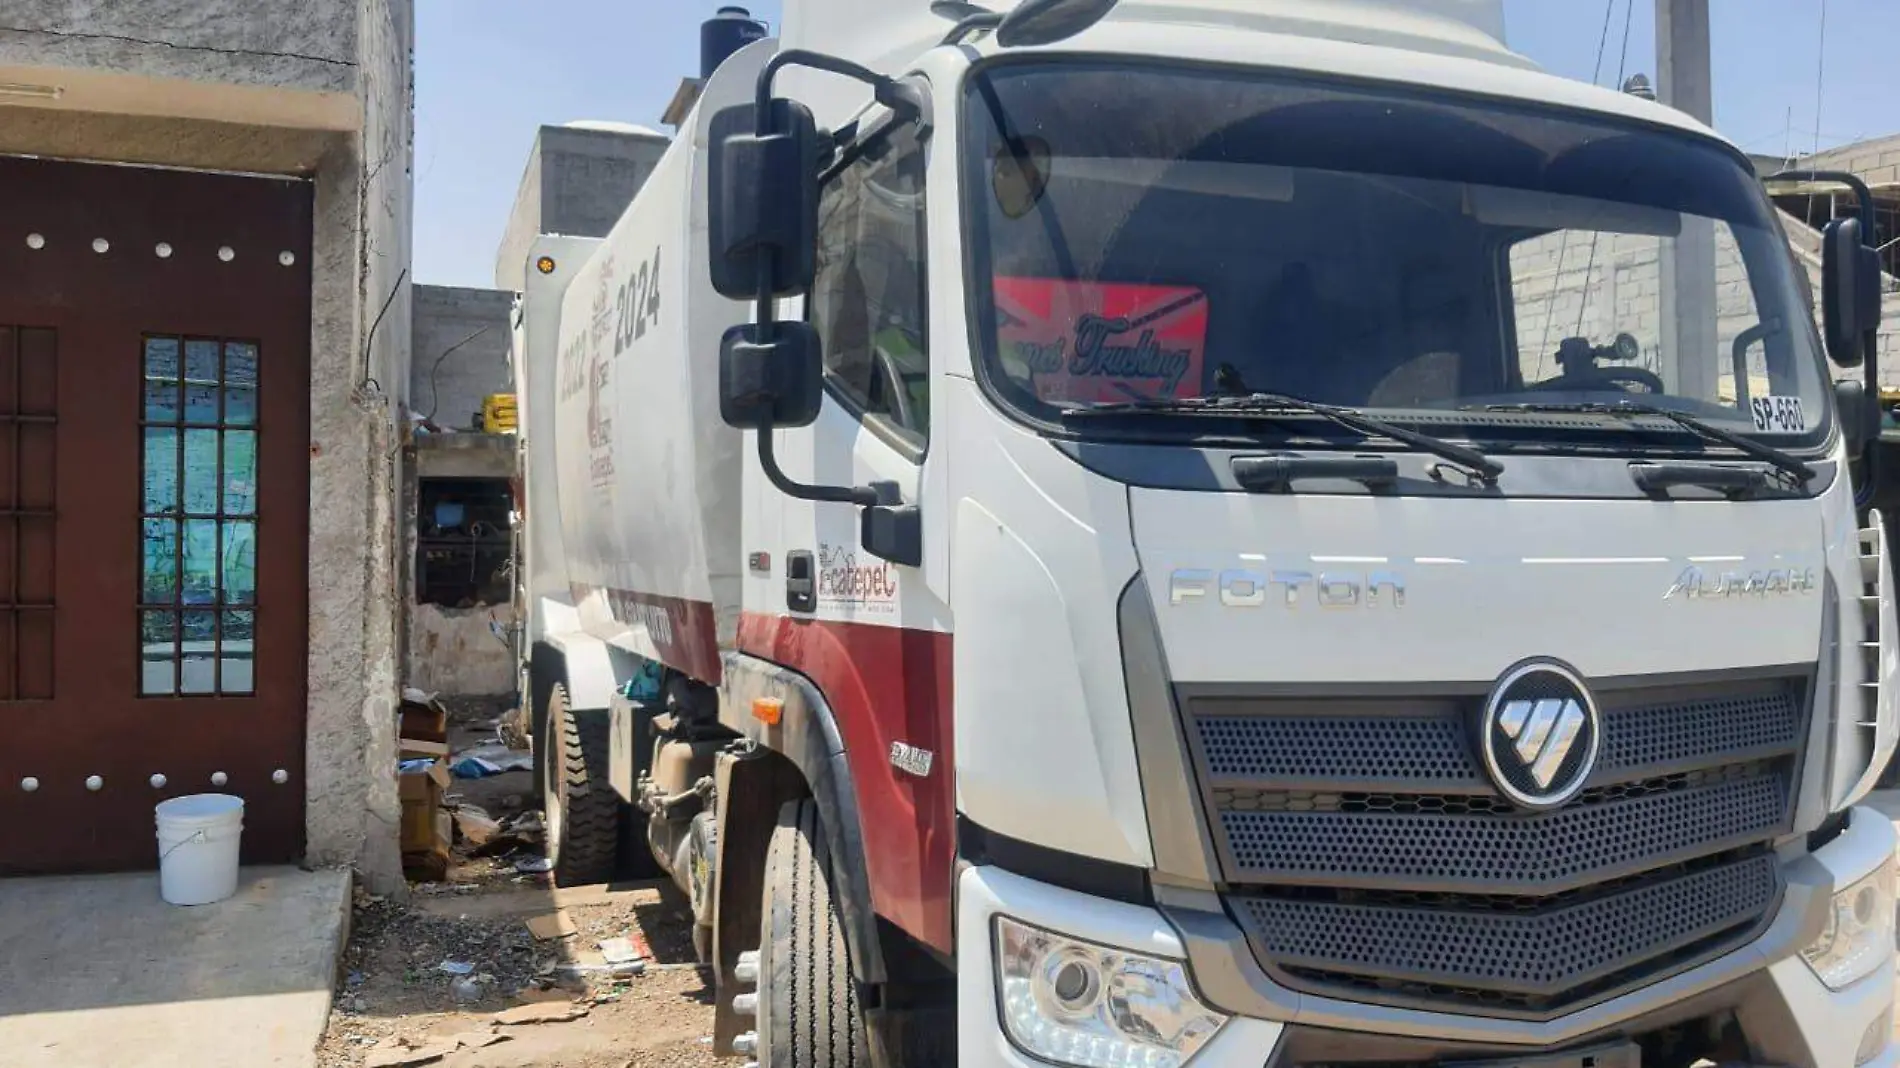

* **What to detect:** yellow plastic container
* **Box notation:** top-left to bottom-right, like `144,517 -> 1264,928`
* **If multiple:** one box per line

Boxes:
482,393 -> 518,433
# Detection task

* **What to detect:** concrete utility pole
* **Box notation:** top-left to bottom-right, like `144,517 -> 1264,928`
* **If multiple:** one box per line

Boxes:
1656,0 -> 1719,399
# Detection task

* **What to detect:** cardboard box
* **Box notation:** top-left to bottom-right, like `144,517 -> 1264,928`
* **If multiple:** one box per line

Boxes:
399,760 -> 451,855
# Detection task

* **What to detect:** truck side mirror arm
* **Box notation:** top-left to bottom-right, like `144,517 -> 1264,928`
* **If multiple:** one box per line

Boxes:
1765,168 -> 1885,508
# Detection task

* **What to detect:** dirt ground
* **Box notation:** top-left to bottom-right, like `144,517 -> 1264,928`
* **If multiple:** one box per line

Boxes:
317,701 -> 722,1068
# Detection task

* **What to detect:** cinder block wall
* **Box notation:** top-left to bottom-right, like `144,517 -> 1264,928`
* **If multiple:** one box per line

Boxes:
411,284 -> 514,430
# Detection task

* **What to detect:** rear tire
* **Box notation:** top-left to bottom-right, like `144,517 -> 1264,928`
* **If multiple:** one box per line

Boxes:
543,685 -> 618,886
756,798 -> 868,1068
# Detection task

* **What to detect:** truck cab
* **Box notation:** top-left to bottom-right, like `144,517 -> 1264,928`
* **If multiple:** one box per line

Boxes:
518,2 -> 1900,1065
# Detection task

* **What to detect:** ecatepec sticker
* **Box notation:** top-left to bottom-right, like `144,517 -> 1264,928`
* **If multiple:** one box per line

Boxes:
994,277 -> 1208,404
1749,395 -> 1806,434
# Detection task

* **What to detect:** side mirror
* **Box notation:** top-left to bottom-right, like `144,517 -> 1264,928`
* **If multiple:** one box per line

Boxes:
707,99 -> 822,301
719,322 -> 823,429
1821,216 -> 1883,367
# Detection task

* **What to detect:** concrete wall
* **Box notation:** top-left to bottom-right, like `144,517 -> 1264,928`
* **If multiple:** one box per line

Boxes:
0,0 -> 358,128
1809,134 -> 1900,190
412,285 -> 514,430
494,123 -> 669,291
300,0 -> 414,892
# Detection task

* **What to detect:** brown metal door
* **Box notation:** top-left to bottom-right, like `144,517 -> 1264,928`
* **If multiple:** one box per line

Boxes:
0,158 -> 311,873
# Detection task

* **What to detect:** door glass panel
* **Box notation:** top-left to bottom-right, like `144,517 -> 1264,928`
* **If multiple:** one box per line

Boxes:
141,610 -> 177,696
223,431 -> 257,516
141,519 -> 177,603
140,334 -> 262,697
179,609 -> 216,695
221,609 -> 254,695
222,520 -> 256,605
143,429 -> 178,514
183,429 -> 219,515
224,342 -> 258,427
184,340 -> 220,423
144,337 -> 180,422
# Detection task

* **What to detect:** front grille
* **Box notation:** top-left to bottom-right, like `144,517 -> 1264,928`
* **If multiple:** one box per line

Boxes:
1185,675 -> 1808,1017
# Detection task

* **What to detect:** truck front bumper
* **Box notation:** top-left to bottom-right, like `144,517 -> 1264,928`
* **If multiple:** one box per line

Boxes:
957,807 -> 1897,1068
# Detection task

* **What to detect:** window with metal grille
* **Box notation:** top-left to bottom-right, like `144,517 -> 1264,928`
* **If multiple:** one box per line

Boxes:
139,336 -> 257,696
0,326 -> 56,701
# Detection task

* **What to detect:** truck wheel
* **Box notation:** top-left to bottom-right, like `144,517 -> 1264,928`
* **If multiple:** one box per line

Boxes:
543,685 -> 618,886
754,798 -> 868,1068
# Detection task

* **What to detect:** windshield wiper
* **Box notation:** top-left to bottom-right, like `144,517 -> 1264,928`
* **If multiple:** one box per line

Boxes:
1064,391 -> 1504,482
1480,401 -> 1817,484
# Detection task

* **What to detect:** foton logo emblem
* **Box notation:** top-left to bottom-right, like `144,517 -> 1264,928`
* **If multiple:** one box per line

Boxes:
1663,565 -> 1817,600
1169,569 -> 1405,609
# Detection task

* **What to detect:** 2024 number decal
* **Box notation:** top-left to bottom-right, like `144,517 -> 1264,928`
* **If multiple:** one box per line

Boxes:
614,247 -> 662,355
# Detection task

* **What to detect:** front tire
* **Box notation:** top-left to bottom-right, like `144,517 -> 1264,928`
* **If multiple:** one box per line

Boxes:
755,798 -> 867,1068
543,685 -> 618,886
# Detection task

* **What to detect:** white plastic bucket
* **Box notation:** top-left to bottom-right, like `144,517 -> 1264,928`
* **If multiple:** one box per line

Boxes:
155,793 -> 244,906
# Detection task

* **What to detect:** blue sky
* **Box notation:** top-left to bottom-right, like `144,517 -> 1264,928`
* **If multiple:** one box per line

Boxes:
414,0 -> 1896,288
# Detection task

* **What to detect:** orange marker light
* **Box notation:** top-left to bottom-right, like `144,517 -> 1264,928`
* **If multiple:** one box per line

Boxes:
535,255 -> 557,275
751,697 -> 784,726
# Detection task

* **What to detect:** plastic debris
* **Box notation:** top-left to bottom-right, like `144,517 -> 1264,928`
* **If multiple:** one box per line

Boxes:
514,856 -> 554,874
437,960 -> 475,976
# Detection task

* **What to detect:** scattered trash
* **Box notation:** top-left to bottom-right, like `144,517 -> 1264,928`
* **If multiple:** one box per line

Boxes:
346,970 -> 366,987
452,975 -> 487,1003
525,912 -> 578,940
499,706 -> 531,750
453,806 -> 503,847
450,756 -> 505,778
453,742 -> 534,774
597,936 -> 647,977
437,960 -> 476,976
514,856 -> 554,874
493,1002 -> 590,1025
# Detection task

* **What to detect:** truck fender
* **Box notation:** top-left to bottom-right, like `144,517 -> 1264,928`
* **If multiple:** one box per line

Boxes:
716,651 -> 886,987
540,629 -> 622,711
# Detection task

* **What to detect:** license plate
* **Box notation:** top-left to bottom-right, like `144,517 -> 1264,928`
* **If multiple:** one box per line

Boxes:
1442,1041 -> 1641,1068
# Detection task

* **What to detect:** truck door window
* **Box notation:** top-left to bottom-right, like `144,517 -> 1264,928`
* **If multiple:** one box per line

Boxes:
809,123 -> 929,448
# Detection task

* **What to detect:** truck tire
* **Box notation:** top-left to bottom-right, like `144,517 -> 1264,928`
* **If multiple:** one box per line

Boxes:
755,798 -> 868,1068
543,685 -> 618,886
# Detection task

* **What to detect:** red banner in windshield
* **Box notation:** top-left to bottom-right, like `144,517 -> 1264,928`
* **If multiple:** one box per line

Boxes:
993,277 -> 1209,405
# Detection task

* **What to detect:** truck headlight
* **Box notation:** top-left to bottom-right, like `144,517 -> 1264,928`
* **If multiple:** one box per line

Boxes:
995,916 -> 1227,1068
1801,860 -> 1896,990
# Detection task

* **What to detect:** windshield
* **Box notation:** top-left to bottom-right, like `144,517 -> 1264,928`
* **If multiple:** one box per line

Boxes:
961,62 -> 1832,452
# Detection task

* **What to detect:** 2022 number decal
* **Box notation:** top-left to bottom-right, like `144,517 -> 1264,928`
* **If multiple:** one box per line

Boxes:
614,247 -> 662,355
1749,395 -> 1805,434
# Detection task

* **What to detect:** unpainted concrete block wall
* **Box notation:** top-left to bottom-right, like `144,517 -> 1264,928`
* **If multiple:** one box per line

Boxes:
412,285 -> 514,430
495,124 -> 669,292
1809,134 -> 1900,191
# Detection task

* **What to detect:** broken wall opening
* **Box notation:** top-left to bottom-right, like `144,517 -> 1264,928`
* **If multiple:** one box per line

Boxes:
416,476 -> 512,608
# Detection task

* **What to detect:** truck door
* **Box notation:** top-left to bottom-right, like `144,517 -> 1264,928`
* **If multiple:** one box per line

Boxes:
738,113 -> 957,953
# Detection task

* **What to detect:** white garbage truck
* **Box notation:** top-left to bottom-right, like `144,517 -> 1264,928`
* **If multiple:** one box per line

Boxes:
510,1 -> 1900,1065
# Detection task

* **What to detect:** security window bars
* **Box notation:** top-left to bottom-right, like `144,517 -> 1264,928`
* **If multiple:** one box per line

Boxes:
140,336 -> 257,696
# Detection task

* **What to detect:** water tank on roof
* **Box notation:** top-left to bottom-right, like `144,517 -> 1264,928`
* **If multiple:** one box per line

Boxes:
702,6 -> 768,78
